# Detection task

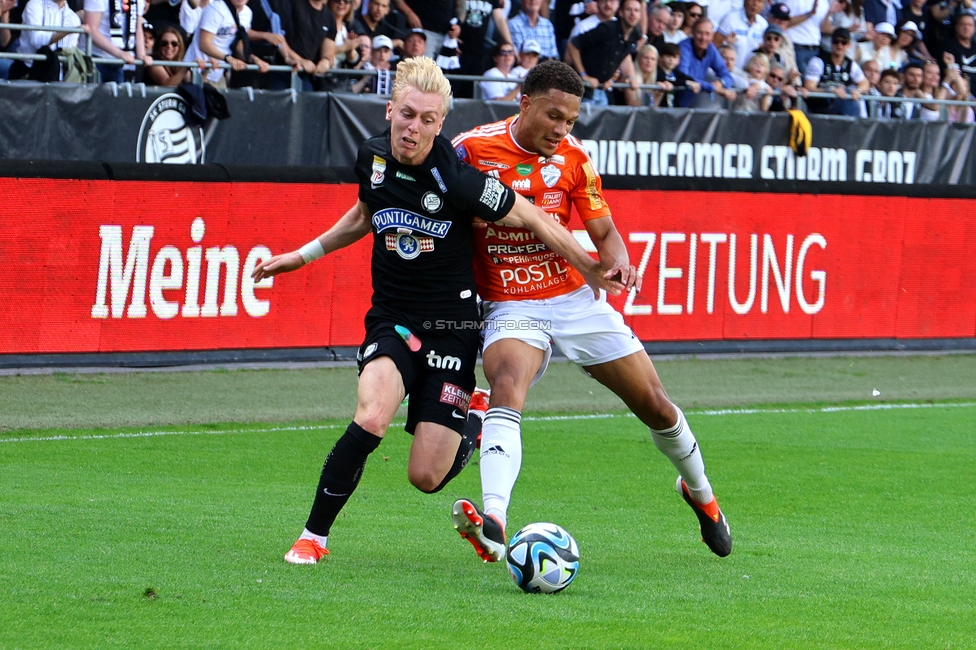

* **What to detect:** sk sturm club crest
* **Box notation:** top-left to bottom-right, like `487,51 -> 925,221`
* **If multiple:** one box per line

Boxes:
137,93 -> 204,164
372,208 -> 451,260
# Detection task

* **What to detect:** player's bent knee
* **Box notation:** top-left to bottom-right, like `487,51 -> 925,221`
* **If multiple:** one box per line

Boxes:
485,371 -> 525,404
640,386 -> 677,429
408,468 -> 445,493
353,410 -> 393,437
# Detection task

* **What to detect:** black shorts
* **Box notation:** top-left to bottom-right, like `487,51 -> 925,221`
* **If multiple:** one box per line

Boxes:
357,309 -> 478,435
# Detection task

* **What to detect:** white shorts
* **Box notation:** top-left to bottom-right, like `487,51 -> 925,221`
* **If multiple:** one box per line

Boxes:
481,286 -> 646,385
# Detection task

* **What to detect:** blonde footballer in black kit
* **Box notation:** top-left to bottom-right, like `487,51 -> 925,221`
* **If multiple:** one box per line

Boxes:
251,57 -> 624,565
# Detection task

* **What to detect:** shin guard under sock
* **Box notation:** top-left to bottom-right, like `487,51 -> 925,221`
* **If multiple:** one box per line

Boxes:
650,406 -> 713,504
424,412 -> 481,493
305,421 -> 382,536
479,406 -> 523,528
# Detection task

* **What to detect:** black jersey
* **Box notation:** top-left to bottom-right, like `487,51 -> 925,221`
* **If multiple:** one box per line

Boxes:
817,55 -> 854,89
354,130 -> 517,319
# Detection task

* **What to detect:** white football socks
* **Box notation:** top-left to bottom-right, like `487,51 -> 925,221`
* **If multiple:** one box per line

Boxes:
299,528 -> 328,548
650,406 -> 714,505
479,406 -> 523,529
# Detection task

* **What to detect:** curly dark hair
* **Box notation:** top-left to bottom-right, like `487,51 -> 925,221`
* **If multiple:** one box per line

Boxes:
520,59 -> 585,99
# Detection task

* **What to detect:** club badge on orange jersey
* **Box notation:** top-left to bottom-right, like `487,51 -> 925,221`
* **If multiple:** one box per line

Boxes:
541,164 -> 561,188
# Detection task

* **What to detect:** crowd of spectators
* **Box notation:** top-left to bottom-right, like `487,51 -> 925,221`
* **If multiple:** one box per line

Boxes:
0,0 -> 973,118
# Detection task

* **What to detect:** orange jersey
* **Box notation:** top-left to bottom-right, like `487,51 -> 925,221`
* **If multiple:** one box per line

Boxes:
452,115 -> 611,301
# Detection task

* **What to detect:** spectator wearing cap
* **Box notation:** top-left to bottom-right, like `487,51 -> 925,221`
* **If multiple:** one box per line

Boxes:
479,41 -> 521,100
820,0 -> 865,59
803,26 -> 869,114
753,24 -> 794,80
714,0 -> 767,71
400,27 -> 426,59
896,20 -> 932,64
764,2 -> 801,83
512,39 -> 543,78
509,0 -> 559,60
861,21 -> 906,69
352,33 -> 394,93
942,13 -> 976,82
857,20 -> 887,61
784,0 -> 832,75
899,0 -> 936,55
392,0 -> 461,60
678,17 -> 738,106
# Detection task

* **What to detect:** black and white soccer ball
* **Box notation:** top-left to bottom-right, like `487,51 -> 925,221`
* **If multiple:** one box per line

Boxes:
505,522 -> 580,594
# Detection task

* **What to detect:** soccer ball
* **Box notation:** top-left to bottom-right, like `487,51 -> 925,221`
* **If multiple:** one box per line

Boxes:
505,522 -> 580,594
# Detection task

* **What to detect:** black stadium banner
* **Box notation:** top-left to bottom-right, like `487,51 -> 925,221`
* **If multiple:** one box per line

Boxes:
1,84 -> 975,188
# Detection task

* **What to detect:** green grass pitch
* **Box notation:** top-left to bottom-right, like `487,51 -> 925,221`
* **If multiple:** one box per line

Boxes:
1,357 -> 975,648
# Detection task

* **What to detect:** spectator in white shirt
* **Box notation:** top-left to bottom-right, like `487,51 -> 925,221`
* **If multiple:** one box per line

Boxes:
569,0 -> 618,38
512,39 -> 542,78
785,0 -> 832,74
184,0 -> 269,87
479,40 -> 521,100
13,0 -> 84,79
664,4 -> 689,44
706,0 -> 742,27
715,0 -> 767,70
180,0 -> 208,40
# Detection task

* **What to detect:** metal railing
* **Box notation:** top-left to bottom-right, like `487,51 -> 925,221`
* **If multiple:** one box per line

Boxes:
0,22 -> 93,80
2,23 -> 975,118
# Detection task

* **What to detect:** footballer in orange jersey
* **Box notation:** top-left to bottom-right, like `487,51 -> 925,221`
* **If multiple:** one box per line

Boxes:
453,115 -> 611,300
449,61 -> 732,564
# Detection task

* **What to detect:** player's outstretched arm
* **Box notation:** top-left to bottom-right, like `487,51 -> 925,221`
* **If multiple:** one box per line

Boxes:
500,194 -> 625,297
585,216 -> 642,293
251,201 -> 371,281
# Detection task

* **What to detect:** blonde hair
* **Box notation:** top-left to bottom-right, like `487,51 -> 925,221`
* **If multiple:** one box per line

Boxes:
637,44 -> 660,84
746,53 -> 770,76
392,57 -> 453,115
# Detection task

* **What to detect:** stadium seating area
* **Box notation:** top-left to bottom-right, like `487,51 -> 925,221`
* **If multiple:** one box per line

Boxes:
0,0 -> 973,118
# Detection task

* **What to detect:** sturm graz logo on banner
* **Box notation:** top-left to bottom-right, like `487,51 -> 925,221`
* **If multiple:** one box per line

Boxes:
136,94 -> 205,164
